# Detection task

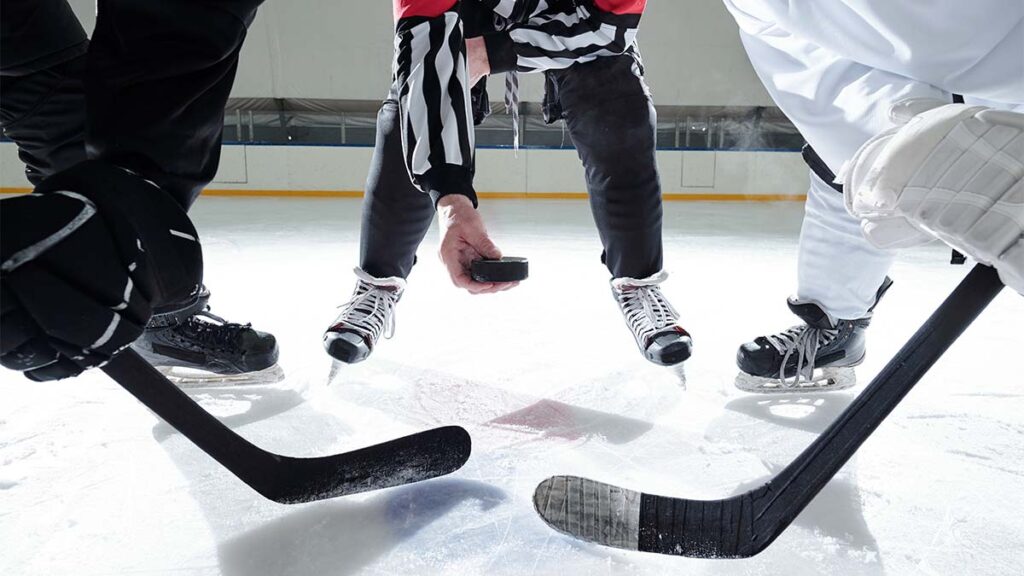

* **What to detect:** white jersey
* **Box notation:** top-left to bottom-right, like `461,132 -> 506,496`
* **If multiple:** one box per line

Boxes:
724,0 -> 1023,172
726,1 -> 1023,105
721,0 -> 1024,319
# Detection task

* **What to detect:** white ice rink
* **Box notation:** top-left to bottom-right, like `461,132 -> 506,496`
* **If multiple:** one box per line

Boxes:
2,197 -> 1022,575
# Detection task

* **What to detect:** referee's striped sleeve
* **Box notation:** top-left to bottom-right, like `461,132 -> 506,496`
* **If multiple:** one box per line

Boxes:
394,11 -> 477,207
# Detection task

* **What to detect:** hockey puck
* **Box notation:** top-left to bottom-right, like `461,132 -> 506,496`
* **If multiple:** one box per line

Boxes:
471,257 -> 529,283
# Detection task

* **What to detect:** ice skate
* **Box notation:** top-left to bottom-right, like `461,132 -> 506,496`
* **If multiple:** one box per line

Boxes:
734,298 -> 874,394
133,308 -> 282,388
323,268 -> 406,366
612,271 -> 692,366
735,277 -> 892,394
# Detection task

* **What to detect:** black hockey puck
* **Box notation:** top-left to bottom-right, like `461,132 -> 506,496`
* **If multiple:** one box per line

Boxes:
471,257 -> 529,283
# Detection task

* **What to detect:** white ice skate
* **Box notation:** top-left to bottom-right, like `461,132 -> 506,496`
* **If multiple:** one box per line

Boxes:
612,271 -> 692,367
323,268 -> 406,370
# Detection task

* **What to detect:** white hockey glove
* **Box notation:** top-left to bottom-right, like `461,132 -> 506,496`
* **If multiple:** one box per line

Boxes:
839,98 -> 1024,295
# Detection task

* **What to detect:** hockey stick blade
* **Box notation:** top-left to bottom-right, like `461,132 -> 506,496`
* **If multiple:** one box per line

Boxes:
535,264 -> 1004,558
101,349 -> 471,504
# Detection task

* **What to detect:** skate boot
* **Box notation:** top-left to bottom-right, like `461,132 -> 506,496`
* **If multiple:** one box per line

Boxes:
734,278 -> 892,394
133,303 -> 282,387
323,268 -> 406,365
611,271 -> 693,366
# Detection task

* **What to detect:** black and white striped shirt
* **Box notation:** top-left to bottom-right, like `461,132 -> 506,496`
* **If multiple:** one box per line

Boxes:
481,0 -> 644,72
393,1 -> 646,205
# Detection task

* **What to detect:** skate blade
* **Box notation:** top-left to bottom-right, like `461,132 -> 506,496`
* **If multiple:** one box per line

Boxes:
734,367 -> 856,395
326,360 -> 346,386
671,364 -> 687,389
158,364 -> 285,388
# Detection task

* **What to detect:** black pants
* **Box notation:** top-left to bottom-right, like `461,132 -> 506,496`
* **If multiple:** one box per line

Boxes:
85,0 -> 261,209
0,0 -> 261,210
360,53 -> 664,280
0,53 -> 88,184
1,0 -> 262,318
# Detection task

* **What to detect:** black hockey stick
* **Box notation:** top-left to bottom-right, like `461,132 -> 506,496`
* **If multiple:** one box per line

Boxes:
534,264 -> 1004,557
101,348 -> 471,504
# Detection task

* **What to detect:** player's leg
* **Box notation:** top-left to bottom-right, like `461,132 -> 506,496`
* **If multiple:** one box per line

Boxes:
736,172 -> 895,393
549,52 -> 691,366
85,0 -> 260,208
0,1 -> 275,384
0,52 -> 87,184
0,0 -> 235,381
726,7 -> 949,392
324,96 -> 436,364
80,0 -> 281,384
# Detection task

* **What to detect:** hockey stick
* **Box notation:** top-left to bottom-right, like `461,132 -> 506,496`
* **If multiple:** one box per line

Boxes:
101,349 -> 471,504
533,264 -> 1004,557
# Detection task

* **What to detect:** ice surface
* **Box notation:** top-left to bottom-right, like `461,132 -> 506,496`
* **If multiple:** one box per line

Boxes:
2,198 -> 1022,575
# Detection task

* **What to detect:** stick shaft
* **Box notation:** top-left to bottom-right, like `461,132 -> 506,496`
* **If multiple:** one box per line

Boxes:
759,264 -> 1004,532
636,265 -> 1004,556
101,349 -> 270,481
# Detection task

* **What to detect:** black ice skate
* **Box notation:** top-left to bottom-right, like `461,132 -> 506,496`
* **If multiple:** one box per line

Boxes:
323,268 -> 405,365
735,278 -> 892,394
133,307 -> 282,387
612,271 -> 692,366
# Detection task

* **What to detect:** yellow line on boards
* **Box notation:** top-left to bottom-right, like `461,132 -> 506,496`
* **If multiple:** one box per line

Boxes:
664,193 -> 805,202
202,188 -> 364,198
0,187 -> 805,202
474,191 -> 806,202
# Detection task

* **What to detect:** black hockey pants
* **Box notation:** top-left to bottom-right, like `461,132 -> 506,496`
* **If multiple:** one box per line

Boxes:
359,52 -> 664,281
0,53 -> 88,185
1,0 -> 262,318
0,0 -> 262,210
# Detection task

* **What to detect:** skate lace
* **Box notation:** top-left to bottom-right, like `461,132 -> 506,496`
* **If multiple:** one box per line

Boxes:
332,280 -> 401,345
765,325 -> 840,386
616,283 -> 679,345
181,310 -> 251,349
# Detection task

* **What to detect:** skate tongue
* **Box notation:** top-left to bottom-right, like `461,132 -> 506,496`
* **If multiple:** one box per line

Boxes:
195,309 -> 228,325
787,298 -> 837,329
353,267 -> 407,291
612,270 -> 669,290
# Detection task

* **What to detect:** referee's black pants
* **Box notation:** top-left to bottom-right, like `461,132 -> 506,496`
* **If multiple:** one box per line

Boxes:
359,52 -> 665,281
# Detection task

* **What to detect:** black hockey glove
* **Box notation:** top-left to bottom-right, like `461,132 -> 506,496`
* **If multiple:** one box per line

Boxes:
0,161 -> 203,381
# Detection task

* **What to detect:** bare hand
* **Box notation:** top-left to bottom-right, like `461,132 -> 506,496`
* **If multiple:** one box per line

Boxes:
466,37 -> 490,87
436,195 -> 518,294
